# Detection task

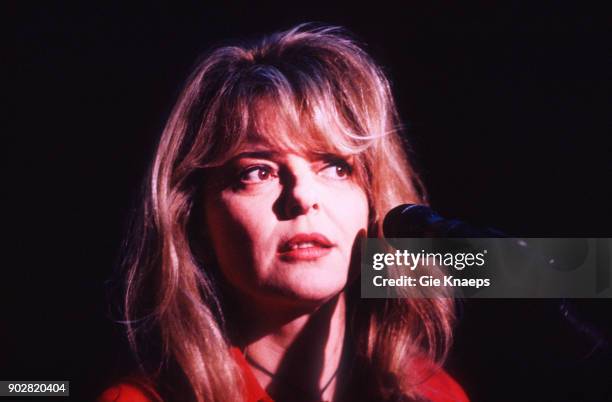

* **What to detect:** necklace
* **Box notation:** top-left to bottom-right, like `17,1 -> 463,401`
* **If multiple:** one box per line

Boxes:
244,347 -> 340,402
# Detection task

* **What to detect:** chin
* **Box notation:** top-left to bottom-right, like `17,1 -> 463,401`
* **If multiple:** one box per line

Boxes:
283,281 -> 346,305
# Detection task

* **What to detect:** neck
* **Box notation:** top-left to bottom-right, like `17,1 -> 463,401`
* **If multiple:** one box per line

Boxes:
238,293 -> 347,402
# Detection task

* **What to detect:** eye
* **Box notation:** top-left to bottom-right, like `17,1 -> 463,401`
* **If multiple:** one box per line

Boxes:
239,165 -> 276,184
319,159 -> 353,180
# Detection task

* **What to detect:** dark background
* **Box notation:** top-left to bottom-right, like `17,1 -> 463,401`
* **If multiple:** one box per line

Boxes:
3,1 -> 611,401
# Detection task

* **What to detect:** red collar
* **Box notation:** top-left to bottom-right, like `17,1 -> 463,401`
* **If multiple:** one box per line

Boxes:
229,347 -> 468,402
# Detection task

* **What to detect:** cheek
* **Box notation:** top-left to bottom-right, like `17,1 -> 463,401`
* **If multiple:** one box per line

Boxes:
351,190 -> 370,225
331,186 -> 369,233
204,201 -> 246,285
204,193 -> 277,286
321,185 -> 369,265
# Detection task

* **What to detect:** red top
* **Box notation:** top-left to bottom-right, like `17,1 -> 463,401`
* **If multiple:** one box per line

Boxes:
98,348 -> 469,402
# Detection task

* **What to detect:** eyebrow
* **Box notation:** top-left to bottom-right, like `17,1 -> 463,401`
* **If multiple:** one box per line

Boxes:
229,149 -> 354,163
230,150 -> 281,160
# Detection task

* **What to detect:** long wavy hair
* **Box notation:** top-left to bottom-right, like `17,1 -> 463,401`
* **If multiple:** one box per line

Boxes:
121,23 -> 455,402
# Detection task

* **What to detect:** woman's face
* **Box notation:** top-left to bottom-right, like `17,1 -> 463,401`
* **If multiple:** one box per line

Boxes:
204,141 -> 369,309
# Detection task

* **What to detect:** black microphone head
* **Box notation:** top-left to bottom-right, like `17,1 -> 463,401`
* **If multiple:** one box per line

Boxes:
384,203 -> 507,238
383,204 -> 441,238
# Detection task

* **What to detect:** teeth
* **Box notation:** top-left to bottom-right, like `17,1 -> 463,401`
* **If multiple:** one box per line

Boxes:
290,242 -> 316,250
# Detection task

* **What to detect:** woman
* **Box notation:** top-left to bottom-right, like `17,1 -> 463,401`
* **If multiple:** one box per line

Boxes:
99,24 -> 468,402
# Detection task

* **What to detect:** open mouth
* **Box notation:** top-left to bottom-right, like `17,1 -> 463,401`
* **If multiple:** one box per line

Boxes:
278,233 -> 335,261
287,241 -> 323,250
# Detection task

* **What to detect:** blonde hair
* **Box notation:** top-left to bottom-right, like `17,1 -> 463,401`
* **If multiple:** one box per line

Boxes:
123,23 -> 455,402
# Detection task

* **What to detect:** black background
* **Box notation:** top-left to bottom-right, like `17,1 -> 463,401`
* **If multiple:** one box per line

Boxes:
3,1 -> 611,401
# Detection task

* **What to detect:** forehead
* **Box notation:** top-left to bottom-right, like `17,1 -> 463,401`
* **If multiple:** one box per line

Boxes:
228,141 -> 349,165
240,97 -> 356,157
203,88 -> 372,169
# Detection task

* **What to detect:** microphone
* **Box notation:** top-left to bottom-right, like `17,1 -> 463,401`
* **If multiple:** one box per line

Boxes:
383,204 -> 506,238
382,204 -> 607,353
382,203 -> 591,273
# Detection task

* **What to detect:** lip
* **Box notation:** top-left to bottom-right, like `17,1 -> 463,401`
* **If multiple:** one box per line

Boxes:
278,233 -> 335,262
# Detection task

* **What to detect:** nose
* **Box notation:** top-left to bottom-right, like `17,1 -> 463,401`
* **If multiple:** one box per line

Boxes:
278,167 -> 320,219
